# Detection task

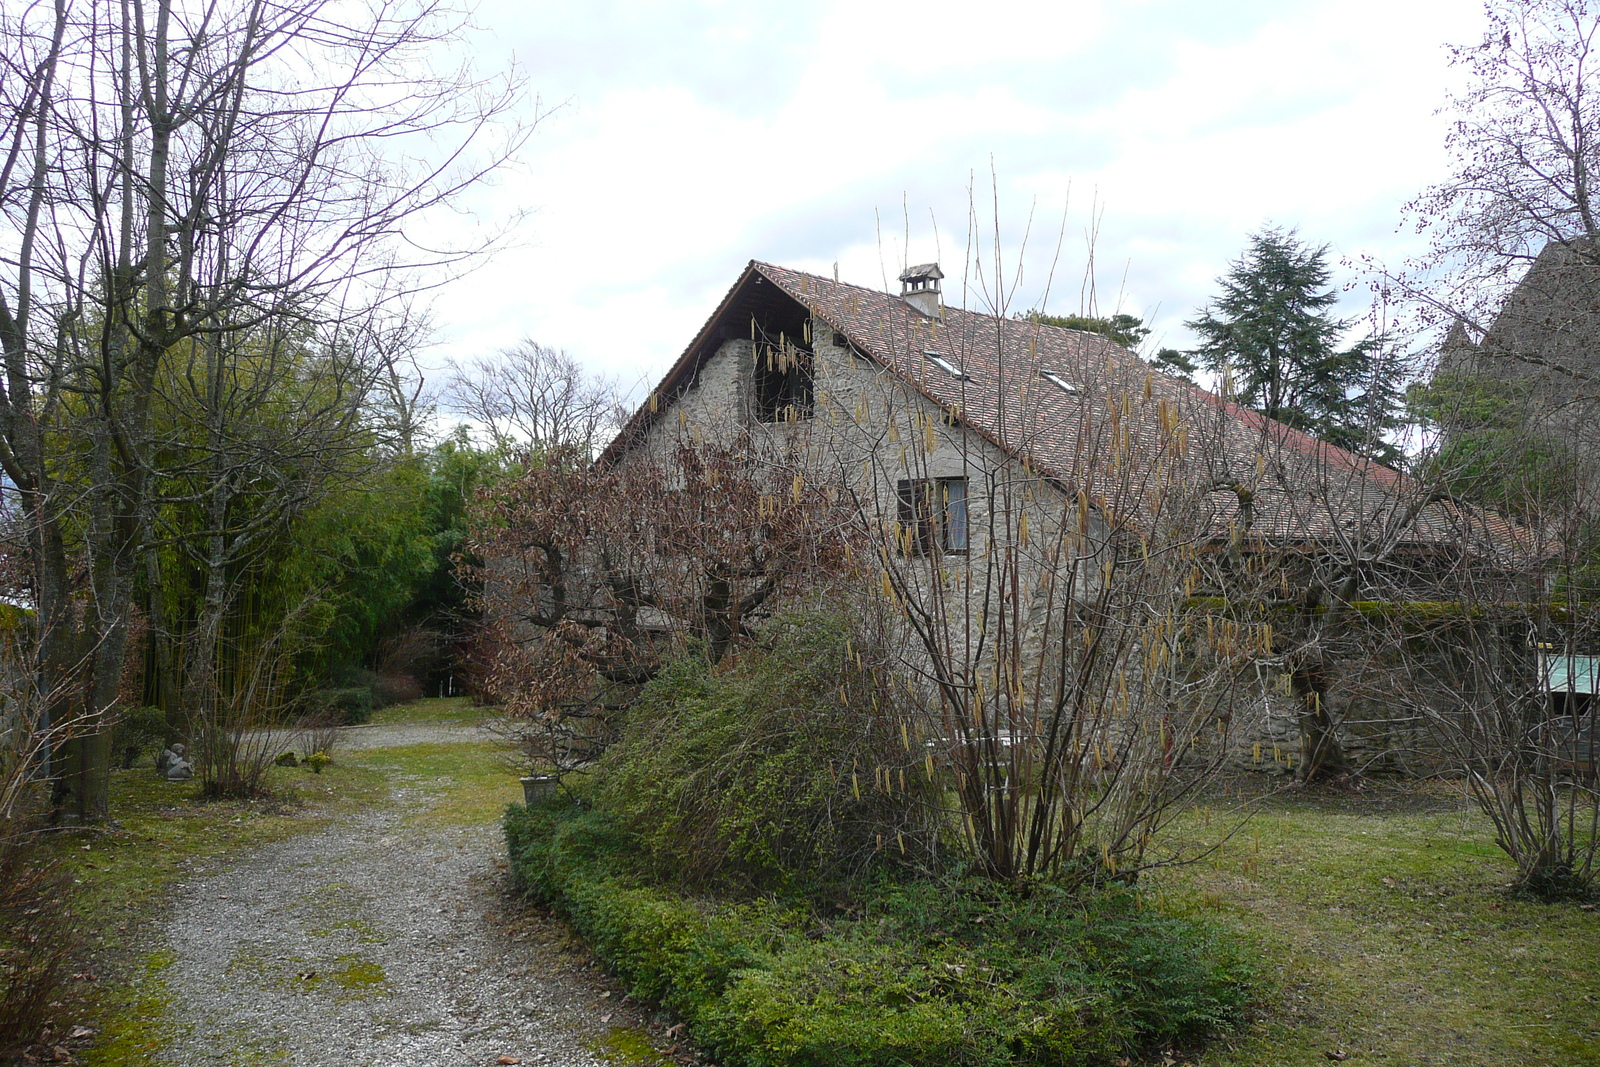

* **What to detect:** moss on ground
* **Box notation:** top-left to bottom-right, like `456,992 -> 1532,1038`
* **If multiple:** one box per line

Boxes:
306,916 -> 386,943
329,955 -> 388,995
585,1025 -> 673,1065
81,949 -> 182,1067
1158,781 -> 1600,1066
342,740 -> 524,827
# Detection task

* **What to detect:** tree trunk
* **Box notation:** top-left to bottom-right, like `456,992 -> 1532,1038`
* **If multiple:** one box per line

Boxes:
142,514 -> 179,716
1296,681 -> 1353,782
182,432 -> 233,791
1294,576 -> 1356,784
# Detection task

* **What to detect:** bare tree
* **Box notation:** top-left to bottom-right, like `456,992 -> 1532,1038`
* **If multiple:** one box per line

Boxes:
468,434 -> 858,774
823,318 -> 1252,883
1373,467 -> 1598,898
0,0 -> 532,819
1406,0 -> 1600,333
1342,1 -> 1600,893
445,340 -> 627,455
366,308 -> 439,457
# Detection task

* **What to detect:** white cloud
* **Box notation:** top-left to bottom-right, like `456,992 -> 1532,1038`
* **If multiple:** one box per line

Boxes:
418,0 -> 1491,407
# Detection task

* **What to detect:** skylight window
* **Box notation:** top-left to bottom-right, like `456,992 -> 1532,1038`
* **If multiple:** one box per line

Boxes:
925,351 -> 969,380
1041,370 -> 1080,395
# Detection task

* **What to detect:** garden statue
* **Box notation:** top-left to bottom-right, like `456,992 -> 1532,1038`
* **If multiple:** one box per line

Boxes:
158,743 -> 194,781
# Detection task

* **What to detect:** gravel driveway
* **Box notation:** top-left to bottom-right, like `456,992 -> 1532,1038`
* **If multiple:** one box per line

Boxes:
148,722 -> 670,1067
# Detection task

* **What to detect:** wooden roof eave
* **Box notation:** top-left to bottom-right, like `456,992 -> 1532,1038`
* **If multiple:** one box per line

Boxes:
596,261 -> 769,469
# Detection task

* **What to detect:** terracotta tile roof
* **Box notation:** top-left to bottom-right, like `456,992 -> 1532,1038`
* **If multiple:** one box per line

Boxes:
606,260 -> 1534,559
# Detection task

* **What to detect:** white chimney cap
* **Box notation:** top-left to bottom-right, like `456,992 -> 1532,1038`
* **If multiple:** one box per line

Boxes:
899,263 -> 943,317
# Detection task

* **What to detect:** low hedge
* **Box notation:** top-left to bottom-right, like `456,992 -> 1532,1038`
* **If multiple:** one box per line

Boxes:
505,801 -> 1252,1067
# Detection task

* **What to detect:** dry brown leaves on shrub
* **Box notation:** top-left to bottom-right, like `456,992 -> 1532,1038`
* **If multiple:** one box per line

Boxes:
0,834 -> 74,1052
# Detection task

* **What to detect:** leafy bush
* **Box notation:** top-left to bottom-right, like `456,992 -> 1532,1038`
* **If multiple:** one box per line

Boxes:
113,705 -> 172,770
308,686 -> 372,725
372,671 -> 422,707
505,801 -> 1252,1067
594,613 -> 940,896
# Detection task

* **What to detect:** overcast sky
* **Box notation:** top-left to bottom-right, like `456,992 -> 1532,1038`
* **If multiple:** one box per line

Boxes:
424,0 -> 1488,401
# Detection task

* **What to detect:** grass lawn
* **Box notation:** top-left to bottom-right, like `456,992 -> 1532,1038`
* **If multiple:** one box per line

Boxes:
341,739 -> 526,827
1156,782 -> 1600,1066
365,694 -> 488,726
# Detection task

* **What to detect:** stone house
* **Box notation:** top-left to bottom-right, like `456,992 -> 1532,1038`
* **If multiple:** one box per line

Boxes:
598,260 -> 1530,773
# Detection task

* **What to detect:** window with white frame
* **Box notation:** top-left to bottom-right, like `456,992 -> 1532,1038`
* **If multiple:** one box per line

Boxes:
924,351 -> 969,380
1041,369 -> 1080,395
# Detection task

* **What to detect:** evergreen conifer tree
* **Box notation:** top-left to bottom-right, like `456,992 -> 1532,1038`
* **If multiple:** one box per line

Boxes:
1189,229 -> 1401,464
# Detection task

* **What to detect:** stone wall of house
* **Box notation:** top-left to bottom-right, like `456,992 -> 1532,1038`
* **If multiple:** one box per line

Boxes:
631,323 -> 1108,616
631,316 -> 1482,781
626,323 -> 1107,707
1222,669 -> 1441,776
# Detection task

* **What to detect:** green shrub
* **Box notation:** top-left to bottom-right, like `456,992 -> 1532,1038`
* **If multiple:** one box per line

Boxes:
114,705 -> 172,770
308,686 -> 372,725
594,612 -> 940,896
505,801 -> 1252,1067
372,671 -> 422,706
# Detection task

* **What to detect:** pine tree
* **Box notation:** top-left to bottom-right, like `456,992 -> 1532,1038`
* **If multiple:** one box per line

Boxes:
1030,311 -> 1151,349
1150,347 -> 1198,382
1189,229 -> 1401,464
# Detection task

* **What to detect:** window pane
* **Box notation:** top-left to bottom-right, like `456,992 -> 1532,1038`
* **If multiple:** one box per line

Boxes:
897,479 -> 931,555
942,478 -> 968,551
1545,654 -> 1600,695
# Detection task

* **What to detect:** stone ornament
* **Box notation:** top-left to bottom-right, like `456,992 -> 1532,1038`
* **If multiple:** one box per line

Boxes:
157,743 -> 194,781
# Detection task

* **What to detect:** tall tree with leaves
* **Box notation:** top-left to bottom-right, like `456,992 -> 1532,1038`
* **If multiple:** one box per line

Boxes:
0,0 -> 530,820
1190,229 -> 1402,463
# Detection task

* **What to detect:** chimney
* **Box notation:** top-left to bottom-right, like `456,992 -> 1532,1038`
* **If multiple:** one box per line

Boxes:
898,262 -> 944,318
